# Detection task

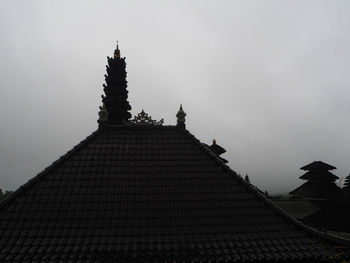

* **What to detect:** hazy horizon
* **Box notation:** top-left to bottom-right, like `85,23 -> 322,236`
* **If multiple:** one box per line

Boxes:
1,0 -> 350,195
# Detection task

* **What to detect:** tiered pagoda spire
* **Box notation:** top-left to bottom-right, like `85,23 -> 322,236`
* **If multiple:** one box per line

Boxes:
99,44 -> 131,126
289,161 -> 340,199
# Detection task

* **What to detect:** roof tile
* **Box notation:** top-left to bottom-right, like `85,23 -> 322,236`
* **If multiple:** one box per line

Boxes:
0,126 -> 348,262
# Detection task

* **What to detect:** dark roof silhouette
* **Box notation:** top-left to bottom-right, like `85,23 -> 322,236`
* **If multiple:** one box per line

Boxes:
289,181 -> 340,199
271,199 -> 321,220
344,174 -> 350,190
301,161 -> 336,171
209,140 -> 226,156
299,170 -> 339,181
0,125 -> 349,262
290,161 -> 340,199
1,47 -> 349,262
302,201 -> 350,233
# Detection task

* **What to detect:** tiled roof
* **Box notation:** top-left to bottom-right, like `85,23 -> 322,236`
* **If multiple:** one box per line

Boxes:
0,125 -> 349,262
302,201 -> 350,233
299,170 -> 339,180
271,199 -> 321,220
301,161 -> 336,171
289,181 -> 341,199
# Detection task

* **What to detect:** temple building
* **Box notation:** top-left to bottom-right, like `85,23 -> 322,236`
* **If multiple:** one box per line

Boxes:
289,161 -> 341,199
0,46 -> 349,262
273,161 -> 350,233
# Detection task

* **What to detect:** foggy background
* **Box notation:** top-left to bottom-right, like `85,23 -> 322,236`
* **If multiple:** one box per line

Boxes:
1,0 -> 350,195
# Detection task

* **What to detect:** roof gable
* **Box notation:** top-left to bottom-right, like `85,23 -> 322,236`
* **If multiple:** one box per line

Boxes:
301,161 -> 337,171
0,126 -> 348,262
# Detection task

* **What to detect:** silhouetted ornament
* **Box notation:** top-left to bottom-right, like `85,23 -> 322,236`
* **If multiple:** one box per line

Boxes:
209,139 -> 228,163
210,139 -> 226,155
114,42 -> 121,59
97,103 -> 109,127
129,110 -> 164,125
176,104 -> 186,129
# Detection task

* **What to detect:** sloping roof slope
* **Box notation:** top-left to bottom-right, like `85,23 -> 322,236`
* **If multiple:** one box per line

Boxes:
0,126 -> 348,262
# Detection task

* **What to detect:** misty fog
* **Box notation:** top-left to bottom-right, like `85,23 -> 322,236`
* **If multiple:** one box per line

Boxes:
1,0 -> 350,194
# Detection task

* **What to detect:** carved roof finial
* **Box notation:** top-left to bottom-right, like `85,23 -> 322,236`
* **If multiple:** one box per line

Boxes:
130,110 -> 164,125
114,41 -> 120,59
176,104 -> 186,129
98,103 -> 109,128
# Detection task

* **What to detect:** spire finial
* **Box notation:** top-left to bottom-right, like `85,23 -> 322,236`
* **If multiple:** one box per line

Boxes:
176,104 -> 186,129
114,41 -> 120,59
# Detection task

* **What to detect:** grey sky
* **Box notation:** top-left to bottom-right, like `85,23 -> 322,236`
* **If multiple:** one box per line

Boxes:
1,0 -> 350,194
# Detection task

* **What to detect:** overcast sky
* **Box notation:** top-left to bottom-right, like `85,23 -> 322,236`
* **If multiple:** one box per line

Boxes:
1,0 -> 350,194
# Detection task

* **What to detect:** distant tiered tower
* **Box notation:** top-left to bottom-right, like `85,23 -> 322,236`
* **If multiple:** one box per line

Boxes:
99,44 -> 132,126
289,161 -> 340,199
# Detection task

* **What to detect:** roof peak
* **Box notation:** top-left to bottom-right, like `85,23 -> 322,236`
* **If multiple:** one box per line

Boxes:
113,41 -> 121,59
300,161 -> 336,171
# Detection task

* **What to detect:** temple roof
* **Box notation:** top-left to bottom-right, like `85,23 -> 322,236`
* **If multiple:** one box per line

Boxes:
1,46 -> 349,262
299,170 -> 339,181
0,125 -> 349,262
289,181 -> 341,199
300,161 -> 336,171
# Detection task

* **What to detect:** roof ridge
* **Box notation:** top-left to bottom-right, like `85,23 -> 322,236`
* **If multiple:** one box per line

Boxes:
0,129 -> 102,210
178,127 -> 350,247
98,125 -> 178,131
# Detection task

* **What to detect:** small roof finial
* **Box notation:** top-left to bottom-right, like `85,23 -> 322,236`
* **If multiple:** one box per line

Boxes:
176,104 -> 186,129
98,103 -> 109,128
114,41 -> 120,59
